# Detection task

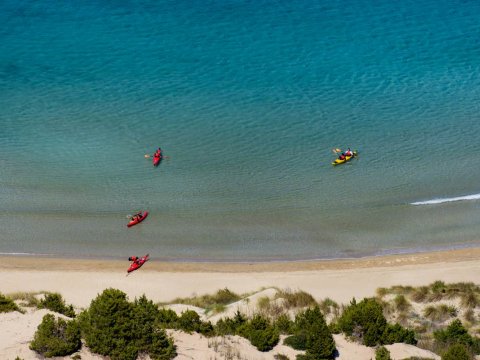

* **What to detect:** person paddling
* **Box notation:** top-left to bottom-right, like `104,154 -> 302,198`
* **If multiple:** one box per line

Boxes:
338,148 -> 353,160
145,147 -> 169,165
130,212 -> 142,222
145,147 -> 167,158
128,256 -> 140,264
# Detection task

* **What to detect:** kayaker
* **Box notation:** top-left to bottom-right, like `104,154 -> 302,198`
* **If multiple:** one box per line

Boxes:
128,256 -> 140,264
344,148 -> 353,157
131,213 -> 142,222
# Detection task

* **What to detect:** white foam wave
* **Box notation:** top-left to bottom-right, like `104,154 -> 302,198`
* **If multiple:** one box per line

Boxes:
411,193 -> 480,205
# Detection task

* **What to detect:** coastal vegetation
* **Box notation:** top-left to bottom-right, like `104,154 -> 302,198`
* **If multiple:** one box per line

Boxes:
38,292 -> 76,318
167,287 -> 241,314
5,291 -> 75,317
375,346 -> 391,360
17,281 -> 480,359
6,291 -> 42,307
0,292 -> 22,313
78,289 -> 176,360
286,306 -> 336,359
375,281 -> 480,358
337,297 -> 416,346
29,314 -> 81,357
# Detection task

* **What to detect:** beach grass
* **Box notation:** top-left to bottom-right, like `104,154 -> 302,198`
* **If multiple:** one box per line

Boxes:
274,289 -> 316,309
164,288 -> 241,314
6,291 -> 43,307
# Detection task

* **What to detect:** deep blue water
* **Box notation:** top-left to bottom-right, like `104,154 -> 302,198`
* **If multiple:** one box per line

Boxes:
1,0 -> 480,261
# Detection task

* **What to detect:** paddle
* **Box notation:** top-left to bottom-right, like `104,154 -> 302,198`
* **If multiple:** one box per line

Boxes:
144,154 -> 170,160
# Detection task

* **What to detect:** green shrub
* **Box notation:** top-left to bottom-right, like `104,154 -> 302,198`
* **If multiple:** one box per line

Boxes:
39,293 -> 75,317
208,288 -> 241,305
132,295 -> 176,359
328,321 -> 341,334
29,314 -> 81,357
176,310 -> 214,336
238,315 -> 279,352
177,310 -> 201,332
434,319 -> 471,346
375,346 -> 391,360
296,306 -> 336,359
434,319 -> 480,354
0,293 -> 22,313
79,288 -> 137,360
382,323 -> 417,345
284,333 -> 307,350
79,289 -> 176,360
441,343 -> 472,360
157,308 -> 179,326
133,295 -> 160,350
148,329 -> 177,360
214,311 -> 247,336
338,298 -> 386,346
274,314 -> 294,334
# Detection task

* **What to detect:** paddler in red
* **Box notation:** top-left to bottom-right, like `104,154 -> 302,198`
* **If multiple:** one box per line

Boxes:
128,256 -> 139,264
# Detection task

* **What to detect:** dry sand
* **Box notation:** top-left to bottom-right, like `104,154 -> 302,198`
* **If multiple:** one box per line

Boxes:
1,247 -> 479,359
1,248 -> 480,308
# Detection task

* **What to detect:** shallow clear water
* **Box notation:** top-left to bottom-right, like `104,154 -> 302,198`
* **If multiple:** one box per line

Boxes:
1,0 -> 480,260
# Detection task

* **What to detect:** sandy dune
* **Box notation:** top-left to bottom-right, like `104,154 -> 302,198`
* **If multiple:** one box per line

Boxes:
1,248 -> 479,359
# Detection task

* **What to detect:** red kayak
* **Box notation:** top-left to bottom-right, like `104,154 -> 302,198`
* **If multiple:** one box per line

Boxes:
127,211 -> 149,228
127,254 -> 149,273
153,150 -> 162,167
153,154 -> 161,166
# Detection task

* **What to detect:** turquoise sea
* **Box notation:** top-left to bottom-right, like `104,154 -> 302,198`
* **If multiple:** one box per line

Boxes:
1,0 -> 480,261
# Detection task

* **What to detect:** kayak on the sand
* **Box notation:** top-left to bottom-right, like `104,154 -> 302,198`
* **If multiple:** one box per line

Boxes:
127,211 -> 149,228
127,254 -> 149,273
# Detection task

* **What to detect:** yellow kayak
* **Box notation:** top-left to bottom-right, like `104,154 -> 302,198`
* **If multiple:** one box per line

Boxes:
332,150 -> 358,166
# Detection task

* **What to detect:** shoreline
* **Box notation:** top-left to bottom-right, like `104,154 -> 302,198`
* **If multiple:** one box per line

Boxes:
1,246 -> 480,309
1,246 -> 480,273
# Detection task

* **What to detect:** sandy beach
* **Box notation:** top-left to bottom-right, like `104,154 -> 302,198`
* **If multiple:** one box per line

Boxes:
1,247 -> 479,360
1,247 -> 480,307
